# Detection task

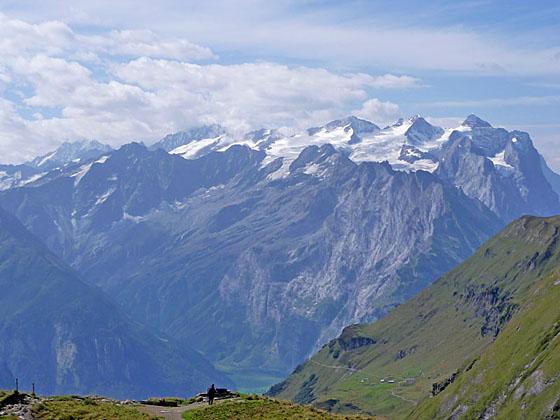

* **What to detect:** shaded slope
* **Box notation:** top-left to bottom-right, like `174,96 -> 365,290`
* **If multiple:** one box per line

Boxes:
269,216 -> 560,419
0,208 -> 229,398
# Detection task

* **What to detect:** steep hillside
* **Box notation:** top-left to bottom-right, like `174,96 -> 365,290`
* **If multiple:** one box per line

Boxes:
270,216 -> 560,419
411,222 -> 560,419
0,208 -> 229,398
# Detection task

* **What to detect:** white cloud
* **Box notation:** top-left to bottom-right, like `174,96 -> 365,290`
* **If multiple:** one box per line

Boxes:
0,13 -> 421,162
352,98 -> 401,127
9,57 -> 412,148
0,66 -> 11,87
0,98 -> 45,162
367,74 -> 421,89
0,14 -> 74,57
0,13 -> 215,62
174,9 -> 560,76
4,1 -> 560,75
82,29 -> 216,61
112,58 -> 414,133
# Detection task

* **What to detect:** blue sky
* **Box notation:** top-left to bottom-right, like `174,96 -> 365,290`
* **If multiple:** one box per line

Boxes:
0,0 -> 559,169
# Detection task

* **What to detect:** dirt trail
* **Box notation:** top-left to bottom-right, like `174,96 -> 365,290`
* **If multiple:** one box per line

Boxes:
309,359 -> 358,372
390,389 -> 417,405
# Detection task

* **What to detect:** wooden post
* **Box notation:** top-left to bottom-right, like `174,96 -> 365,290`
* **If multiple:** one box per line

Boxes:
15,377 -> 18,394
32,382 -> 35,396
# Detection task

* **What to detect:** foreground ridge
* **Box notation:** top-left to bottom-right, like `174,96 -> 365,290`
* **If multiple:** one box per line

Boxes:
270,215 -> 560,419
0,391 -> 376,420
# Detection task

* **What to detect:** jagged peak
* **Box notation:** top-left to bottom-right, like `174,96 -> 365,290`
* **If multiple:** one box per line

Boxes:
407,115 -> 432,127
390,115 -> 423,128
151,124 -> 227,152
344,115 -> 381,134
244,128 -> 283,142
115,141 -> 149,156
29,139 -> 112,169
308,115 -> 380,136
405,116 -> 444,145
462,114 -> 492,129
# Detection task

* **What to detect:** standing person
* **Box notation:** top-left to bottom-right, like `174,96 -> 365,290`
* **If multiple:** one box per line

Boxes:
207,384 -> 216,405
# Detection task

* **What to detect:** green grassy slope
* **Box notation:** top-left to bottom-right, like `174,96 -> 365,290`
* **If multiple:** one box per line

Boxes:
182,395 -> 373,419
269,215 -> 560,419
30,396 -> 152,420
6,393 -> 374,420
410,263 -> 560,418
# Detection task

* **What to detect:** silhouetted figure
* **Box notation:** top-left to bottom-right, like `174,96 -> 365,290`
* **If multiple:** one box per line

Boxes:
207,384 -> 216,405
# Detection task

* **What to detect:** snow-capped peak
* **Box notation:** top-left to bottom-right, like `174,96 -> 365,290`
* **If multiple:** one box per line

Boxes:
405,116 -> 445,146
141,114 -> 534,177
308,116 -> 380,137
390,118 -> 406,128
151,124 -> 226,152
29,140 -> 112,171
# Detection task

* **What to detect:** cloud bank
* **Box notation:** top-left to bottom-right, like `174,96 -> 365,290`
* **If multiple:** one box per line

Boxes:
0,13 -> 417,162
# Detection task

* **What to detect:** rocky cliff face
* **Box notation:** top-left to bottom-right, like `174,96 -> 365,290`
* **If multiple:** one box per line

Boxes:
436,119 -> 559,222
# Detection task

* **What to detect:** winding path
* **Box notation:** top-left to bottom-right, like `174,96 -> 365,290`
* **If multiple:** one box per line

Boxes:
307,360 -> 418,407
308,360 -> 358,372
390,389 -> 417,405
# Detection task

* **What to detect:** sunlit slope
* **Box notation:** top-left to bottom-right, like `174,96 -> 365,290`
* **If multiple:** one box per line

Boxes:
270,216 -> 560,419
411,258 -> 560,418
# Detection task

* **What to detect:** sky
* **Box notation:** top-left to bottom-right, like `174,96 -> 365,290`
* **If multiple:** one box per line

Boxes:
0,0 -> 559,170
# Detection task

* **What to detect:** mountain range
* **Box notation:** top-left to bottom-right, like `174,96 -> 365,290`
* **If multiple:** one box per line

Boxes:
0,114 -> 558,394
152,114 -> 560,223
